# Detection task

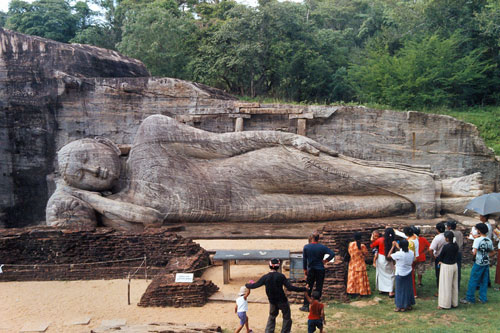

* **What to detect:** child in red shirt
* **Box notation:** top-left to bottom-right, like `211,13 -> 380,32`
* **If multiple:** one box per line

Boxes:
304,290 -> 325,333
370,230 -> 381,267
414,227 -> 430,287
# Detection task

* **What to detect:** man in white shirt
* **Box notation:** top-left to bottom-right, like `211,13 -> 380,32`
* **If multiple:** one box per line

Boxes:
429,222 -> 447,295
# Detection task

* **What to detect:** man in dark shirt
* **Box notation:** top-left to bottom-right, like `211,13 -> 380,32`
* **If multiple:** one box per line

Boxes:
301,232 -> 335,312
246,258 -> 306,333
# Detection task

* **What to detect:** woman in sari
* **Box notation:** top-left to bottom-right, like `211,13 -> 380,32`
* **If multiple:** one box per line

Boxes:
371,228 -> 395,297
347,232 -> 371,296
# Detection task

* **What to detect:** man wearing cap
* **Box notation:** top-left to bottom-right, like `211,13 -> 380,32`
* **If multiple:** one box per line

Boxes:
246,258 -> 306,333
300,232 -> 335,312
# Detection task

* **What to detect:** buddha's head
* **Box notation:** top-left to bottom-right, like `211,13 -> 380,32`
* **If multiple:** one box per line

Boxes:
58,138 -> 121,191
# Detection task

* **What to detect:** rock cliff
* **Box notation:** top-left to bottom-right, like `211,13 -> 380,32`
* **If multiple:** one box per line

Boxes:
0,28 -> 498,227
0,28 -> 147,228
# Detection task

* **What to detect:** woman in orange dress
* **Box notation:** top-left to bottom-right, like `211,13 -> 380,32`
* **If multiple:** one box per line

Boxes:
347,232 -> 372,296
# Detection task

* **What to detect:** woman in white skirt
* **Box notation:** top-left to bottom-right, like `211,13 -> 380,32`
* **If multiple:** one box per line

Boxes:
371,228 -> 396,297
436,231 -> 459,309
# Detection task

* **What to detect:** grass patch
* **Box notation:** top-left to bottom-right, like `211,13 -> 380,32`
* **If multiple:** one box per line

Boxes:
324,265 -> 500,332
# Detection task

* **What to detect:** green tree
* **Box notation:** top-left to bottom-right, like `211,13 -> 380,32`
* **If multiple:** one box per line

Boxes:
0,11 -> 7,27
190,3 -> 262,95
190,0 -> 355,102
71,24 -> 117,50
117,0 -> 197,78
6,0 -> 89,43
350,33 -> 495,108
70,0 -> 124,50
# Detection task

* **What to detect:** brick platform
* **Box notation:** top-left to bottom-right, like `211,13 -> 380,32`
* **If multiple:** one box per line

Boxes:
138,272 -> 219,307
0,227 -> 210,281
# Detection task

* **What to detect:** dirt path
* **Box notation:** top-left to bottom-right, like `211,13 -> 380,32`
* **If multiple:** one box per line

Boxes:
0,239 -> 311,333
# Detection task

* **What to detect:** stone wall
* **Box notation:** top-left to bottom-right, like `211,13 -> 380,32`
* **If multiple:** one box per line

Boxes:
0,227 -> 209,281
1,27 -> 499,228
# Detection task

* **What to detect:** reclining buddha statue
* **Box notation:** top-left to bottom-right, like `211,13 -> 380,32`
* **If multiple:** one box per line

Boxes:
46,114 -> 484,231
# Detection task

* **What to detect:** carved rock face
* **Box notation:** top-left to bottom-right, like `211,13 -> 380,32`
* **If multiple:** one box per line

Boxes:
58,139 -> 120,191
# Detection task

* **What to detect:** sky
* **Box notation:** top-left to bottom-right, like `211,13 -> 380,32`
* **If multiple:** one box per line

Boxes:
0,0 -> 28,12
0,0 -> 11,12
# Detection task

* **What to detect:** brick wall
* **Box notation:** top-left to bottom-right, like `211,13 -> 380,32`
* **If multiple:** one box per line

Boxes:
0,227 -> 210,281
138,272 -> 219,307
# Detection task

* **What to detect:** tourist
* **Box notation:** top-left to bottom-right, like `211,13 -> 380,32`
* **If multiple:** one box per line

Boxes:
388,239 -> 415,312
304,290 -> 325,333
446,219 -> 463,289
371,228 -> 395,297
413,227 -> 430,287
370,230 -> 380,267
480,215 -> 493,288
300,232 -> 335,312
468,215 -> 494,287
468,215 -> 493,240
429,222 -> 447,296
461,223 -> 494,304
493,223 -> 500,291
246,258 -> 306,333
346,232 -> 371,296
400,226 -> 419,297
436,231 -> 459,309
234,286 -> 253,333
481,215 -> 494,239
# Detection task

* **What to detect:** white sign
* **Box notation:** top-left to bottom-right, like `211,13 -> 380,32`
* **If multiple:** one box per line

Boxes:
175,273 -> 194,283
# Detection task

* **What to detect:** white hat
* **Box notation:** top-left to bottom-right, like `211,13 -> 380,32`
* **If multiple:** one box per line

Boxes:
238,286 -> 248,296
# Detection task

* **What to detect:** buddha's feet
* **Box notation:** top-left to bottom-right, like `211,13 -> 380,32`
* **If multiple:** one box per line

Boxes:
440,172 -> 484,214
441,172 -> 484,198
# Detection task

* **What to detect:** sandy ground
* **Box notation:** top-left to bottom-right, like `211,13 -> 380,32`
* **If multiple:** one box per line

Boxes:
0,239 -> 311,333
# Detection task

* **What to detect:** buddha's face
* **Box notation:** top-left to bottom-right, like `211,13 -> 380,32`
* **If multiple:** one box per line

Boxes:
58,139 -> 120,191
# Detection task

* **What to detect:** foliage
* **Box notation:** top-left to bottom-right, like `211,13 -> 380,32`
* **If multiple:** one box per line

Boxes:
190,0 -> 353,102
4,0 -> 500,113
6,0 -> 91,43
189,3 -> 263,95
69,0 -> 118,49
349,33 -> 496,108
0,11 -> 7,27
116,0 -> 197,78
70,24 -> 117,50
